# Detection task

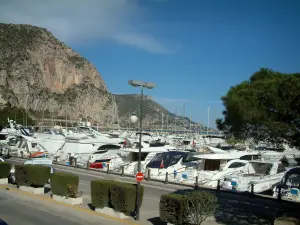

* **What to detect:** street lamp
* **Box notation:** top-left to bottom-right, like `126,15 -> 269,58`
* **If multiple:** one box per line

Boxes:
130,113 -> 138,124
128,80 -> 155,221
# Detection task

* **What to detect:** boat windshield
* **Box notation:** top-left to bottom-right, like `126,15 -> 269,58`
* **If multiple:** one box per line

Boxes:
146,151 -> 186,168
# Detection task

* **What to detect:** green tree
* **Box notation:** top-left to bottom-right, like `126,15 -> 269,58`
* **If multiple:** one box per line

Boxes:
0,105 -> 34,126
216,68 -> 300,148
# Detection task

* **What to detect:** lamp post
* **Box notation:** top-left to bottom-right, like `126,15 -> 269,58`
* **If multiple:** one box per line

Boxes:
128,80 -> 155,221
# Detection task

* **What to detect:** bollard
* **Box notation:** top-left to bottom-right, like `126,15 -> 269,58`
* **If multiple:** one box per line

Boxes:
164,172 -> 169,184
86,161 -> 90,170
277,187 -> 282,201
106,164 -> 110,174
121,166 -> 124,176
194,176 -> 199,189
217,180 -> 220,192
147,169 -> 151,181
251,183 -> 254,196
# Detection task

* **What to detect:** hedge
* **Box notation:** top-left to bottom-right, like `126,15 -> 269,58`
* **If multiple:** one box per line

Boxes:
91,180 -> 144,215
160,190 -> 218,225
91,180 -> 115,208
15,165 -> 50,187
160,194 -> 185,224
0,162 -> 11,179
51,172 -> 79,198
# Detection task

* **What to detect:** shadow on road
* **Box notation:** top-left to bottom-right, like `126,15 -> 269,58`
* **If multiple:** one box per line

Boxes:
214,198 -> 274,225
165,189 -> 300,225
45,187 -> 51,194
0,219 -> 8,225
147,217 -> 166,225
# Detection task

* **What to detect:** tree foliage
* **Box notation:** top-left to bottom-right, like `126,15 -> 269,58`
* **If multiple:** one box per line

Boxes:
216,68 -> 300,147
0,105 -> 34,127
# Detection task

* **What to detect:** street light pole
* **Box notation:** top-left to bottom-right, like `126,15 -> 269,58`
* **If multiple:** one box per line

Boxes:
135,86 -> 143,221
138,86 -> 143,173
128,80 -> 155,221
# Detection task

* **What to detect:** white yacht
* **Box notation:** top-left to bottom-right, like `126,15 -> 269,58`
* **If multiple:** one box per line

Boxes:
178,152 -> 260,187
222,160 -> 286,193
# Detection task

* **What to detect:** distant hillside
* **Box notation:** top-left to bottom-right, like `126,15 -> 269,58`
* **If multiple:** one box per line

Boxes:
114,94 -> 199,129
0,23 -> 115,124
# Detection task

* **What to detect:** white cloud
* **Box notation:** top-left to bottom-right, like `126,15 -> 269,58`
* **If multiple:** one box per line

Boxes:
0,0 -> 171,53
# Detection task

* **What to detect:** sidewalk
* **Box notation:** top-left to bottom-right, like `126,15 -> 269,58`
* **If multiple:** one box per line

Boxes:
0,185 -> 137,225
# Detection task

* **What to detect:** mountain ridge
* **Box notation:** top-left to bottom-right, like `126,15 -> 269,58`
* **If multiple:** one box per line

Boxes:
0,23 -> 199,129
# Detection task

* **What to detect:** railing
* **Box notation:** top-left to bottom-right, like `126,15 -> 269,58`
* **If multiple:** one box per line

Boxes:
3,153 -> 300,205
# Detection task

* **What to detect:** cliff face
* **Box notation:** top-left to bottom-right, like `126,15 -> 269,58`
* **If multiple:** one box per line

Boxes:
0,23 -> 117,122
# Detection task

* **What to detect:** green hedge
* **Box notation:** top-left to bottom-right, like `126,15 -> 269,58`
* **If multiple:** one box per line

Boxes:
160,194 -> 185,224
0,162 -> 11,178
15,165 -> 50,187
51,172 -> 79,197
160,191 -> 218,225
91,180 -> 144,215
91,180 -> 115,208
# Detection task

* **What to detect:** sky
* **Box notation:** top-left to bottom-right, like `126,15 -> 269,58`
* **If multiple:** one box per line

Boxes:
1,0 -> 300,128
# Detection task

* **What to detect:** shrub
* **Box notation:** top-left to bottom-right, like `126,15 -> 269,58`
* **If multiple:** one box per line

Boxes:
15,165 -> 29,186
15,165 -> 50,187
183,191 -> 218,225
91,180 -> 115,208
110,183 -> 142,215
91,180 -> 144,216
160,194 -> 185,224
51,172 -> 79,198
0,162 -> 11,179
160,190 -> 218,225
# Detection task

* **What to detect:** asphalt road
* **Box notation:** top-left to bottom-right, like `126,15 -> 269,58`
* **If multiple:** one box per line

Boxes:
6,158 -> 178,222
0,188 -> 129,225
6,158 -> 300,225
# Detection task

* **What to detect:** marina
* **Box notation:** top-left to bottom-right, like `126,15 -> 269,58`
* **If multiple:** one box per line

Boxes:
1,118 -> 299,202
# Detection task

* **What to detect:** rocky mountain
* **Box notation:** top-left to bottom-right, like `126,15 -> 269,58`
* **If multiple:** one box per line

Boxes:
114,94 -> 198,129
0,23 -> 199,129
0,23 -> 116,123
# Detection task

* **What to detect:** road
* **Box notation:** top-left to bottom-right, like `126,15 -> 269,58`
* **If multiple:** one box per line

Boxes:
0,188 -> 132,225
6,158 -> 300,225
7,158 -> 178,223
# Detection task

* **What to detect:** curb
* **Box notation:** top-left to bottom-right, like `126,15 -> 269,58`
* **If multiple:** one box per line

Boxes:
0,185 -> 138,225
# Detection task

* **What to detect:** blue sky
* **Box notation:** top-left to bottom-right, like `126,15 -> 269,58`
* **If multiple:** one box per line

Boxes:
1,0 -> 300,128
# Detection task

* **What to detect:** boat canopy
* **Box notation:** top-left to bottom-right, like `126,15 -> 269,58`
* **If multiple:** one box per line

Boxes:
192,152 -> 259,160
146,151 -> 187,169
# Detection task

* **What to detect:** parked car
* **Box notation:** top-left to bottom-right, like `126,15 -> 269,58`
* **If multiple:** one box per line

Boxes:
9,158 -> 55,184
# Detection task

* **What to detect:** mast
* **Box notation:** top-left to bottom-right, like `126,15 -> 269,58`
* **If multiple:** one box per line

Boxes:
207,105 -> 210,136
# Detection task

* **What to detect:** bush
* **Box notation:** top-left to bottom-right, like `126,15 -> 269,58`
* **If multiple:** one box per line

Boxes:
91,180 -> 115,208
51,172 -> 79,198
91,180 -> 144,215
0,162 -> 11,179
15,165 -> 50,187
160,194 -> 185,224
160,190 -> 218,225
